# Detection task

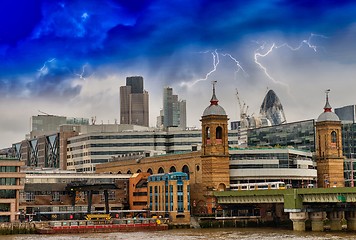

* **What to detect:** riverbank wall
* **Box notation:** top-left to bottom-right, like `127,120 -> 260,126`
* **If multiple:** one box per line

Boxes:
0,222 -> 39,235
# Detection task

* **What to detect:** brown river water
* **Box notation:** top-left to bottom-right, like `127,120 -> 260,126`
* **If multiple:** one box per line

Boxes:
2,228 -> 356,240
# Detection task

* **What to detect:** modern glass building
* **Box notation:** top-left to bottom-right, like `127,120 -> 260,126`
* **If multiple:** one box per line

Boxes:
229,148 -> 316,188
341,123 -> 356,187
66,126 -> 239,173
162,87 -> 187,129
147,172 -> 190,224
335,105 -> 356,123
247,119 -> 316,151
30,115 -> 89,139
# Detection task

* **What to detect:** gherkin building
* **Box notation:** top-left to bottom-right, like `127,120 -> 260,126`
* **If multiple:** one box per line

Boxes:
260,89 -> 287,125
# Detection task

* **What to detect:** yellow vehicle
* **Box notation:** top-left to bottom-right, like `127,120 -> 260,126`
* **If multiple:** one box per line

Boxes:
85,214 -> 111,220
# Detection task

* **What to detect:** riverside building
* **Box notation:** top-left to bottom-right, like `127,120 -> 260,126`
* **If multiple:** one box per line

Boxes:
147,172 -> 190,225
229,148 -> 316,188
20,171 -> 131,221
0,154 -> 25,222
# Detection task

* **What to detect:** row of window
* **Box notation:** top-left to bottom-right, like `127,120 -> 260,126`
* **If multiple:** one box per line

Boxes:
68,141 -> 202,153
22,190 -> 117,202
0,178 -> 16,185
0,166 -> 17,173
68,133 -> 206,145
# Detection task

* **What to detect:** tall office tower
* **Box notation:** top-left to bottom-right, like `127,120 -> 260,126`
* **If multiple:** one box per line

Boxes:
162,87 -> 186,129
260,89 -> 287,125
120,76 -> 149,127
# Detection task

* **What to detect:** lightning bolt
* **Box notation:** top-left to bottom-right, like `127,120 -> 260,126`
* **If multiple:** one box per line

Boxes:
74,64 -> 94,80
75,64 -> 87,80
221,52 -> 248,79
254,33 -> 327,92
38,58 -> 56,75
180,50 -> 246,88
180,50 -> 219,88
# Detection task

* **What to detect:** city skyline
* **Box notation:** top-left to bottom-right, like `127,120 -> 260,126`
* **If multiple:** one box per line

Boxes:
1,1 -> 356,148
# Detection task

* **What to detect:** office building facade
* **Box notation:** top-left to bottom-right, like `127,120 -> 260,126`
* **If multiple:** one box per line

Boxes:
0,154 -> 25,222
161,87 -> 186,129
148,172 -> 190,224
30,115 -> 89,139
335,105 -> 356,123
229,148 -> 316,187
247,119 -> 316,151
120,76 -> 149,127
129,173 -> 150,211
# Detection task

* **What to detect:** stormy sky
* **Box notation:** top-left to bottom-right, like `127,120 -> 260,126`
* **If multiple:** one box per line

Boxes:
1,0 -> 356,148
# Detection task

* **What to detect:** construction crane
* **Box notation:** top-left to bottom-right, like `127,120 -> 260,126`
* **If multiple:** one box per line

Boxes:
235,89 -> 249,127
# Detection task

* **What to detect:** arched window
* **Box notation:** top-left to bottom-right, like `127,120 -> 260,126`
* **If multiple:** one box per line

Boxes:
216,126 -> 223,144
331,131 -> 337,143
182,165 -> 190,179
216,126 -> 222,139
217,183 -> 226,191
206,127 -> 211,144
147,168 -> 153,174
136,169 -> 142,173
206,127 -> 210,139
158,167 -> 164,174
169,166 -> 176,172
127,170 -> 132,174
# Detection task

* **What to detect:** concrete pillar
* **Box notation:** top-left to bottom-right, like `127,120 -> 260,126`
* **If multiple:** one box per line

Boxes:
289,212 -> 308,231
346,211 -> 356,231
329,211 -> 343,231
309,212 -> 325,232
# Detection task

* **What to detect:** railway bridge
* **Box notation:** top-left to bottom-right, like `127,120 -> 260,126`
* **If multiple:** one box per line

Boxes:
214,187 -> 356,231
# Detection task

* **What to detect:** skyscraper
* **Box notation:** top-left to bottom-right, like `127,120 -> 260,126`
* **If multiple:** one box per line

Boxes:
161,87 -> 186,129
120,76 -> 149,127
260,89 -> 287,125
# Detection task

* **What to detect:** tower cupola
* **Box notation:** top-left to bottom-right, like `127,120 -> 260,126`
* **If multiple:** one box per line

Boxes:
202,81 -> 226,116
317,89 -> 340,122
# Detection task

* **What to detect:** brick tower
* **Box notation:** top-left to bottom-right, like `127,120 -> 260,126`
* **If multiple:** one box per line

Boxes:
315,90 -> 344,188
200,81 -> 230,195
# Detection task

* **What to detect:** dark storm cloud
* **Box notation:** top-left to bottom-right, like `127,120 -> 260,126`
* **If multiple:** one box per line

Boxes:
2,0 -> 356,80
0,1 -> 42,45
1,0 -> 356,148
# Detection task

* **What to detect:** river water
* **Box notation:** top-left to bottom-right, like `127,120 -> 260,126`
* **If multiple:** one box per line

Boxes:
2,228 -> 356,240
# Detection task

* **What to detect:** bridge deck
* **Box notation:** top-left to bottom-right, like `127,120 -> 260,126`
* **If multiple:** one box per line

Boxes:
214,187 -> 356,211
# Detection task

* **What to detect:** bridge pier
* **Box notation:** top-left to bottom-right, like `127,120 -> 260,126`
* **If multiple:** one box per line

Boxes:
329,211 -> 343,231
289,212 -> 308,231
309,212 -> 325,232
346,211 -> 356,231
